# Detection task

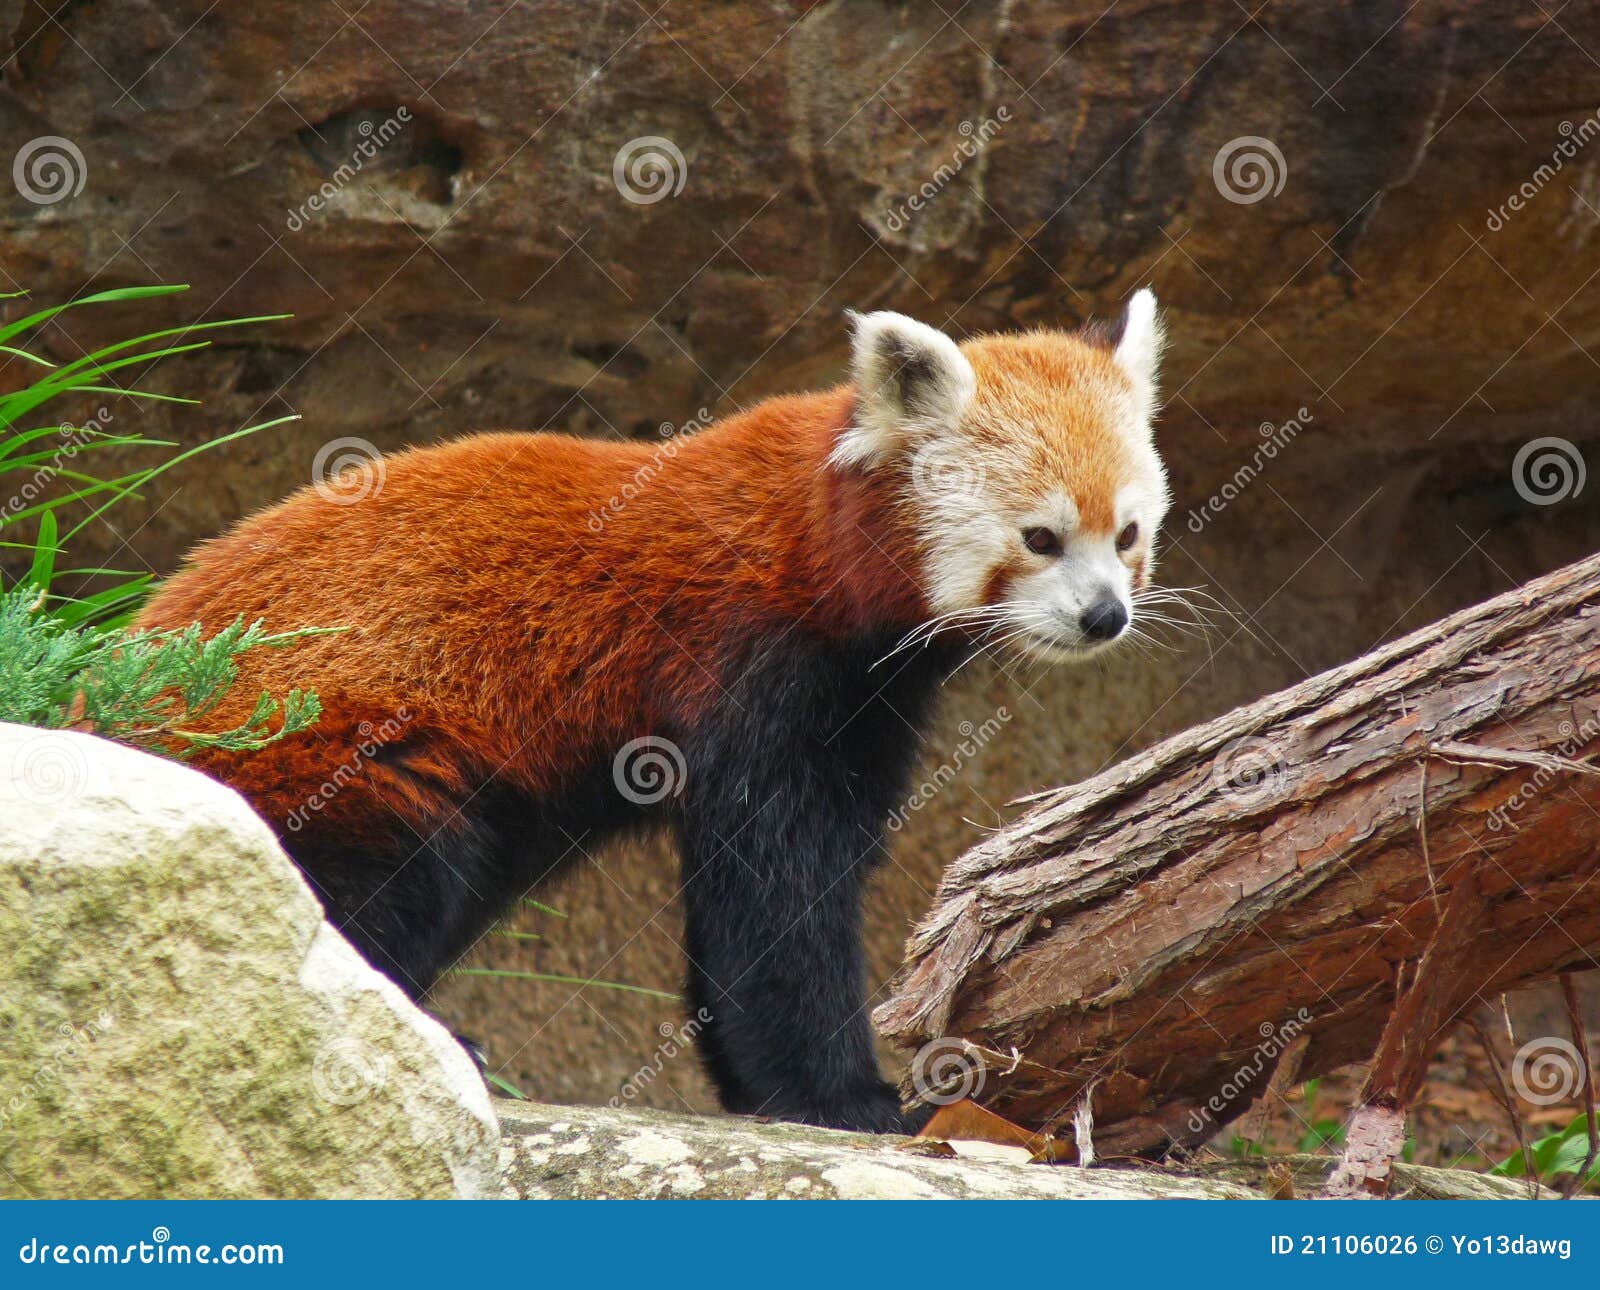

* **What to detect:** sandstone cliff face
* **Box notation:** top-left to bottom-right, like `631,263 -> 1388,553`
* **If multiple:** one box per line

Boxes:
2,2 -> 1596,1112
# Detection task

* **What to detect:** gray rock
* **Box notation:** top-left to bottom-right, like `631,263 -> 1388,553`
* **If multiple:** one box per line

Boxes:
0,722 -> 499,1199
497,1101 -> 1258,1199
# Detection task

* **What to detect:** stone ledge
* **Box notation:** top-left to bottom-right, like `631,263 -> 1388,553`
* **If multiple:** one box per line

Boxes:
497,1101 -> 1258,1199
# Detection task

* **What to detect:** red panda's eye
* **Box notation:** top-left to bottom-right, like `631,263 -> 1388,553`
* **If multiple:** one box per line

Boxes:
1116,521 -> 1139,552
1022,526 -> 1061,556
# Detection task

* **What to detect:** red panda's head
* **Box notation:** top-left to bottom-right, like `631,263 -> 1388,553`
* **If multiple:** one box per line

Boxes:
832,291 -> 1170,661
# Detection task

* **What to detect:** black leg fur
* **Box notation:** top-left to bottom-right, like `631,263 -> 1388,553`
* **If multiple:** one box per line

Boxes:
288,767 -> 646,1000
676,631 -> 954,1133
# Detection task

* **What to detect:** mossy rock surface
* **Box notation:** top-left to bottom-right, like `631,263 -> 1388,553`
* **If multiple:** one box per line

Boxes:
0,722 -> 499,1199
497,1101 -> 1260,1199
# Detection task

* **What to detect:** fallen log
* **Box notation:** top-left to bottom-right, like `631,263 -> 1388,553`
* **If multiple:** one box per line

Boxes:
876,551 -> 1600,1156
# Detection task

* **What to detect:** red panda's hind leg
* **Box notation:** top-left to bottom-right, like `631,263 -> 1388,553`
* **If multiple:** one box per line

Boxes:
202,697 -> 531,1001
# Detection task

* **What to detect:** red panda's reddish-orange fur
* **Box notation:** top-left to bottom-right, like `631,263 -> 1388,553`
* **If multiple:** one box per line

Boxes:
137,301 -> 1169,1133
144,388 -> 922,842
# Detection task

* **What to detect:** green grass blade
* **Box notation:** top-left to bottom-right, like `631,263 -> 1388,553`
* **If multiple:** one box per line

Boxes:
519,899 -> 568,917
0,285 -> 191,348
60,414 -> 300,545
449,968 -> 679,1000
26,509 -> 57,589
43,316 -> 291,387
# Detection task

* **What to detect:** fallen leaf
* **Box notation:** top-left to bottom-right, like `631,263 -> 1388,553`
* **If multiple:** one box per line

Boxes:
918,1099 -> 1077,1163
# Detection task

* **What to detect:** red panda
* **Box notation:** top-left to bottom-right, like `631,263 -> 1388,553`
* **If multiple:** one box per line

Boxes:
136,292 -> 1170,1133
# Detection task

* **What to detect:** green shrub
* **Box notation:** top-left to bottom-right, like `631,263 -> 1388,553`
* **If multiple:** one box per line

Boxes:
0,595 -> 325,755
1492,1113 -> 1600,1192
0,284 -> 323,752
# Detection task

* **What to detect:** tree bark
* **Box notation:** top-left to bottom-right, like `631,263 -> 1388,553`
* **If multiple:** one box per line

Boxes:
875,552 -> 1600,1155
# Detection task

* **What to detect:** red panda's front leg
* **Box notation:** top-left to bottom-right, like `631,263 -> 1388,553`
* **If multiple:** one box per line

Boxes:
677,775 -> 912,1134
671,632 -> 950,1134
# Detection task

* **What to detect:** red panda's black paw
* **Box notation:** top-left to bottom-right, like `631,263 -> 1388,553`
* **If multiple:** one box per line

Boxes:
794,1084 -> 928,1136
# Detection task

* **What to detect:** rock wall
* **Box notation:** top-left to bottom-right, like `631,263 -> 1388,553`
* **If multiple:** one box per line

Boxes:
1,2 -> 1596,1113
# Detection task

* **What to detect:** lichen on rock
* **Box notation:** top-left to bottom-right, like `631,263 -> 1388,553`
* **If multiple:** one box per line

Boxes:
0,722 -> 499,1199
497,1101 -> 1259,1200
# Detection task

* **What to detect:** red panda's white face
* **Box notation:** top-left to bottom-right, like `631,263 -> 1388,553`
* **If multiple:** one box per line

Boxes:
834,291 -> 1170,660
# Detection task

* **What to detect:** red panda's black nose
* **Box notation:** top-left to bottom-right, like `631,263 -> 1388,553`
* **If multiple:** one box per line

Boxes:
1081,598 -> 1129,642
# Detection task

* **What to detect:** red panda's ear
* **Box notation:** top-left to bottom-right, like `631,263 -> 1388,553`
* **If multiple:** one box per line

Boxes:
1114,288 -> 1165,427
832,310 -> 975,469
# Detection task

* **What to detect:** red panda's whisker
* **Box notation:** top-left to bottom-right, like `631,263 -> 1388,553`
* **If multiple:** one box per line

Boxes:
877,600 -> 1038,667
875,608 -> 1012,668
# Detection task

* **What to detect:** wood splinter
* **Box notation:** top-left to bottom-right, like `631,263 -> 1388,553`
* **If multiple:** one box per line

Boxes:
1323,874 -> 1485,1198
